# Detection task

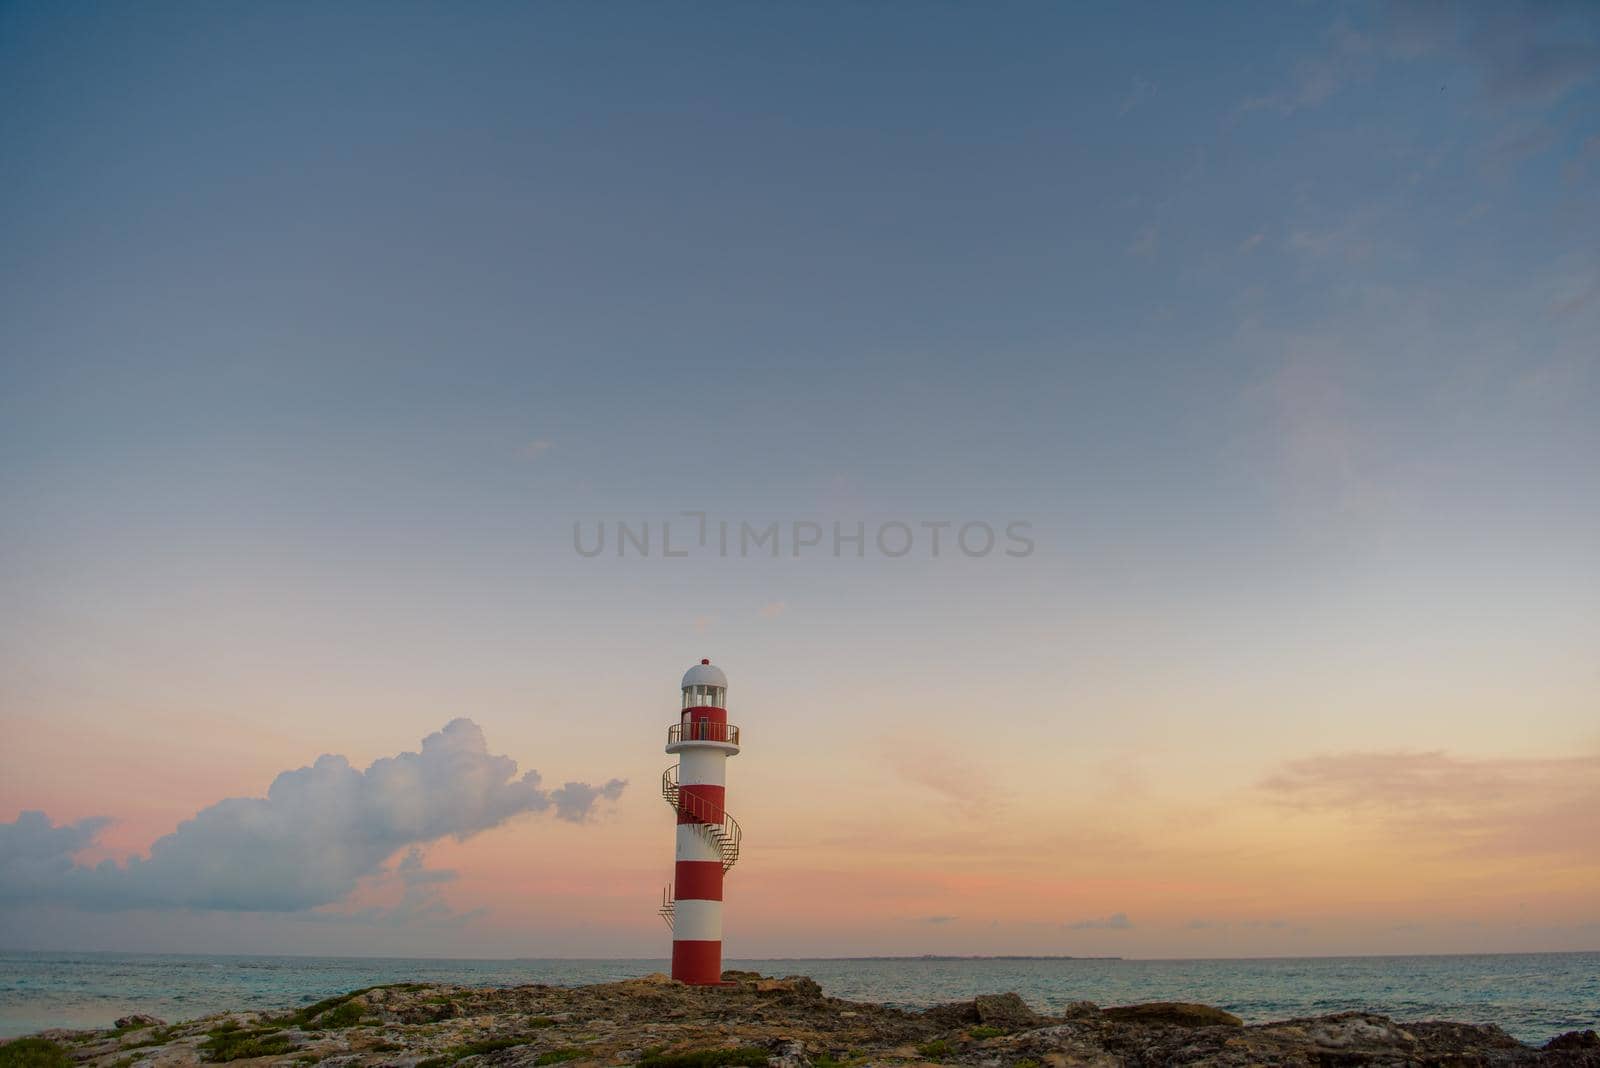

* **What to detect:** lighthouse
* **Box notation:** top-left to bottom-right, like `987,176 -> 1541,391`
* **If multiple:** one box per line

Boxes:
659,658 -> 742,985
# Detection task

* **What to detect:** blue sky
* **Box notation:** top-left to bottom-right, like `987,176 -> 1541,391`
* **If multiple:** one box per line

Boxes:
1,1 -> 1597,957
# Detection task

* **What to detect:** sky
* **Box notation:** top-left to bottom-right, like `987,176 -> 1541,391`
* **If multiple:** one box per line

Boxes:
1,0 -> 1597,960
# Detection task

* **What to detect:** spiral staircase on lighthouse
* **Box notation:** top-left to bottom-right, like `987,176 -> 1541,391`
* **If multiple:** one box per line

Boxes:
658,763 -> 741,929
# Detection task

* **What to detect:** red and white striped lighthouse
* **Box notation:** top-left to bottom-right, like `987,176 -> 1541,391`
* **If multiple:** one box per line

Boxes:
658,658 -> 742,985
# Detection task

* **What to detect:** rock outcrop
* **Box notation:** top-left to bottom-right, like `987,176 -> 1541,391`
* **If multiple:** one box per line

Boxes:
2,972 -> 1593,1068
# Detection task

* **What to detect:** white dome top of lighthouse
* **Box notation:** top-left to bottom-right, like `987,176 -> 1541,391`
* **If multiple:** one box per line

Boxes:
681,658 -> 728,690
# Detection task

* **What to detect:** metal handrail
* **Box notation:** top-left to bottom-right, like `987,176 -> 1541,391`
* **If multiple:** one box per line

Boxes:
661,765 -> 741,872
659,884 -> 675,930
667,721 -> 741,746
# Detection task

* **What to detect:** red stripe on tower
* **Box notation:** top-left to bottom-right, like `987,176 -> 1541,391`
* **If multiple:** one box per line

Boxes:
671,940 -> 721,984
677,784 -> 725,823
673,860 -> 723,901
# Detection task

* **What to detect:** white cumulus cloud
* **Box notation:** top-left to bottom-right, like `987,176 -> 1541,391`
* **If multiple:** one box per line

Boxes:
0,719 -> 626,912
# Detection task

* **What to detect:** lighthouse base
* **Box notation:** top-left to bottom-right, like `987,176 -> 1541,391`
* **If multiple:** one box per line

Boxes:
671,939 -> 723,985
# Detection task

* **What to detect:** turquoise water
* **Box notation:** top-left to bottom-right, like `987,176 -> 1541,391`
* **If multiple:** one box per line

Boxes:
1,951 -> 1595,1045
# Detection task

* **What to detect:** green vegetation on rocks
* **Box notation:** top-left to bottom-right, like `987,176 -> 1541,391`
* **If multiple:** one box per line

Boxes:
416,1035 -> 536,1068
200,1026 -> 296,1062
284,983 -> 424,1029
118,1028 -> 176,1051
638,1049 -> 771,1068
306,1000 -> 366,1030
0,1039 -> 72,1068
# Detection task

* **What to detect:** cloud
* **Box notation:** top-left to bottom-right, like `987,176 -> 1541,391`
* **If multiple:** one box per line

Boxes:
758,600 -> 786,619
1247,345 -> 1383,518
0,719 -> 627,912
1118,75 -> 1158,116
1260,750 -> 1600,861
0,813 -> 112,902
309,847 -> 486,928
878,735 -> 1001,810
1065,912 -> 1132,930
1188,918 -> 1287,931
523,440 -> 554,460
1468,9 -> 1600,106
1239,20 -> 1373,116
1240,5 -> 1600,116
1127,224 -> 1159,257
1482,119 -> 1559,173
921,915 -> 958,925
549,779 -> 627,823
1562,133 -> 1600,186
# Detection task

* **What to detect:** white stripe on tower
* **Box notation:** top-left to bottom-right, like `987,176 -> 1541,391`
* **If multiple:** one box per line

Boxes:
675,823 -> 722,863
677,749 -> 726,786
671,899 -> 722,942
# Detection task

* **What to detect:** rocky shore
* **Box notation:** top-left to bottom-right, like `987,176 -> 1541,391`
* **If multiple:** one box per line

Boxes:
4,971 -> 1596,1068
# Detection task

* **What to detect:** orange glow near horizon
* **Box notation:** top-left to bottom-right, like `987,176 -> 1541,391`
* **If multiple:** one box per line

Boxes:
6,678 -> 1593,959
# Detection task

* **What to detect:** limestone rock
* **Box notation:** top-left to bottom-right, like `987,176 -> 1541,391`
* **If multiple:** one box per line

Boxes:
1545,1029 -> 1599,1051
765,1038 -> 810,1068
972,993 -> 1042,1030
753,977 -> 823,1000
6,974 -> 1577,1067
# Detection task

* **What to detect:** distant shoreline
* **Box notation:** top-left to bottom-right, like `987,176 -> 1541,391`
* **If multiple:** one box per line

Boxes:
5,948 -> 1597,962
805,955 -> 1124,961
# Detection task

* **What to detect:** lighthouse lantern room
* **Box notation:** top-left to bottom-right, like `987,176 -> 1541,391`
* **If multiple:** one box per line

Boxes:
659,659 -> 742,984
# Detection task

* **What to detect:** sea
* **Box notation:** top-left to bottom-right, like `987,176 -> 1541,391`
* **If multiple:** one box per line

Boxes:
1,952 -> 1595,1046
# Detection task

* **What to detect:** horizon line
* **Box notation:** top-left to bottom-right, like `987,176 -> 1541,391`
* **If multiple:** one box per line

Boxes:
3,948 -> 1595,964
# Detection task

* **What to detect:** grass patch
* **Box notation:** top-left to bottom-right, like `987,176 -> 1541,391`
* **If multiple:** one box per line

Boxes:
0,1039 -> 73,1068
638,1049 -> 770,1068
527,1018 -> 557,1029
457,1039 -> 529,1058
304,1001 -> 365,1031
282,983 -> 424,1029
1013,1061 -> 1040,1068
200,1027 -> 296,1062
415,1035 -> 543,1067
819,1048 -> 870,1068
119,1027 -> 177,1051
915,1039 -> 951,1060
283,992 -> 364,1028
534,1051 -> 583,1066
967,1026 -> 1005,1040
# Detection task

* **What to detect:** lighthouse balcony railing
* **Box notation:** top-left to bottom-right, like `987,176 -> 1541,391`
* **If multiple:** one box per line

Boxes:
667,722 -> 741,746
